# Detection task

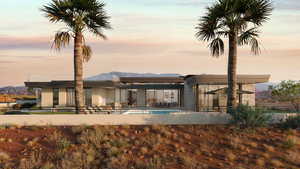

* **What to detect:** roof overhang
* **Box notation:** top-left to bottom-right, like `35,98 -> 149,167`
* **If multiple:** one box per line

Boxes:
120,84 -> 184,90
25,81 -> 119,88
185,74 -> 270,85
120,77 -> 184,84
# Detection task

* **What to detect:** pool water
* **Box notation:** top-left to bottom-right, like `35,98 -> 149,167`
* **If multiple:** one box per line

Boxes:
122,110 -> 180,115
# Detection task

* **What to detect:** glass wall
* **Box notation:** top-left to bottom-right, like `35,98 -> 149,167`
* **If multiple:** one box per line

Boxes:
120,89 -> 137,107
53,88 -> 59,107
120,89 -> 181,108
197,85 -> 227,112
66,88 -> 92,106
146,90 -> 180,108
84,88 -> 92,106
67,88 -> 75,106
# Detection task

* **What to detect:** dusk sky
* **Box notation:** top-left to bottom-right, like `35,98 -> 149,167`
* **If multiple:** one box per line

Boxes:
0,0 -> 299,86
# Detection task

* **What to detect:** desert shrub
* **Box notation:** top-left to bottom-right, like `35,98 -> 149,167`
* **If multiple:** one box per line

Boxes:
133,157 -> 165,169
177,154 -> 198,168
279,115 -> 300,129
4,111 -> 29,115
12,104 -> 22,110
71,126 -> 87,135
48,131 -> 72,153
58,149 -> 100,169
77,128 -> 106,146
21,103 -> 37,109
18,151 -> 44,169
282,138 -> 296,149
229,104 -> 271,128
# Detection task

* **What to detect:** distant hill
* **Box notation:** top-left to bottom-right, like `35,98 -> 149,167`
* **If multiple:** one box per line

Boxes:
0,86 -> 33,95
85,71 -> 182,81
256,82 -> 277,92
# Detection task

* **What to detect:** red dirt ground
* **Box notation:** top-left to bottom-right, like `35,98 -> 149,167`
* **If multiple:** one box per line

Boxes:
0,125 -> 299,169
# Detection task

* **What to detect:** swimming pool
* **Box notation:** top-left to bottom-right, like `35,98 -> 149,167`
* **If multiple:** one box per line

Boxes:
122,109 -> 181,115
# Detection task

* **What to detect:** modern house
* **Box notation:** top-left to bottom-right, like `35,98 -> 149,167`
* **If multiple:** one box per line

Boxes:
25,74 -> 270,112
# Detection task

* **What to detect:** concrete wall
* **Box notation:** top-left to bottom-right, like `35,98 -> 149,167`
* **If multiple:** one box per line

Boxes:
184,82 -> 195,111
40,87 -> 117,108
59,88 -> 67,106
41,88 -> 53,107
0,113 -> 296,126
0,103 -> 16,108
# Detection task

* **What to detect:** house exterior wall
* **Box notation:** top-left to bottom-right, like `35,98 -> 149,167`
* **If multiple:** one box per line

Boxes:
0,103 -> 16,108
41,88 -> 53,107
37,84 -> 256,110
184,82 -> 196,111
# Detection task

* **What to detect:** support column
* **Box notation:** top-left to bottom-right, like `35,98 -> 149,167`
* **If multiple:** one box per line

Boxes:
184,82 -> 196,111
114,88 -> 121,108
238,84 -> 243,105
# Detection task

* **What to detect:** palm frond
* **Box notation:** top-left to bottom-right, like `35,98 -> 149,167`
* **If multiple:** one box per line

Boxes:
41,0 -> 111,37
243,0 -> 273,25
238,27 -> 261,55
82,45 -> 92,62
41,0 -> 74,26
238,27 -> 259,45
52,31 -> 71,50
208,37 -> 225,57
250,37 -> 260,55
195,2 -> 228,41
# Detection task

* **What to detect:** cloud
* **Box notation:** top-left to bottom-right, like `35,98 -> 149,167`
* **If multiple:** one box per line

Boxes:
274,0 -> 300,11
0,36 -> 51,50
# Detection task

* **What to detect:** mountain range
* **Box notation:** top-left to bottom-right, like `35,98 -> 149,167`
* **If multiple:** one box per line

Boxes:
85,71 -> 182,81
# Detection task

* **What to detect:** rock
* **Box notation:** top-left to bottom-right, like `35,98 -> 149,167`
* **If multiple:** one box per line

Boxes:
0,152 -> 10,160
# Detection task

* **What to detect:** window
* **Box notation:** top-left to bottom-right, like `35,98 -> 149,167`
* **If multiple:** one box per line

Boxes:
53,88 -> 59,107
213,94 -> 219,108
66,88 -> 75,106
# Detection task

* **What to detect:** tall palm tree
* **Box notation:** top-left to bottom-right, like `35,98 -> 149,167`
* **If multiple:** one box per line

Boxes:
195,0 -> 272,111
41,0 -> 111,114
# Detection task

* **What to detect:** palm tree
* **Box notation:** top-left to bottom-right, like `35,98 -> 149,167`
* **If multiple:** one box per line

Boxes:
41,0 -> 111,114
195,0 -> 272,111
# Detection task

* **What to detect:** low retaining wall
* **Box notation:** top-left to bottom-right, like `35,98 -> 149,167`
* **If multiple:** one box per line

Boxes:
0,112 -> 231,126
0,112 -> 297,126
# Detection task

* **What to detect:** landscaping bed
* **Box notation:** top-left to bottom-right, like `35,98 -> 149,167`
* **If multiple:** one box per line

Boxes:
0,125 -> 299,169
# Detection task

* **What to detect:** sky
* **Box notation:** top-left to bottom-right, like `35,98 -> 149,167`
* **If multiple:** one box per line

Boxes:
0,0 -> 300,86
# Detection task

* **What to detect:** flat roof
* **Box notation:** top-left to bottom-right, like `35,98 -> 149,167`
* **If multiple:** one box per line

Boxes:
25,74 -> 270,88
25,81 -> 119,88
185,74 -> 270,85
119,77 -> 184,84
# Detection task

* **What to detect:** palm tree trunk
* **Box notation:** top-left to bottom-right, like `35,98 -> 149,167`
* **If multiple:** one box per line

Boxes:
227,30 -> 238,112
74,31 -> 85,114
